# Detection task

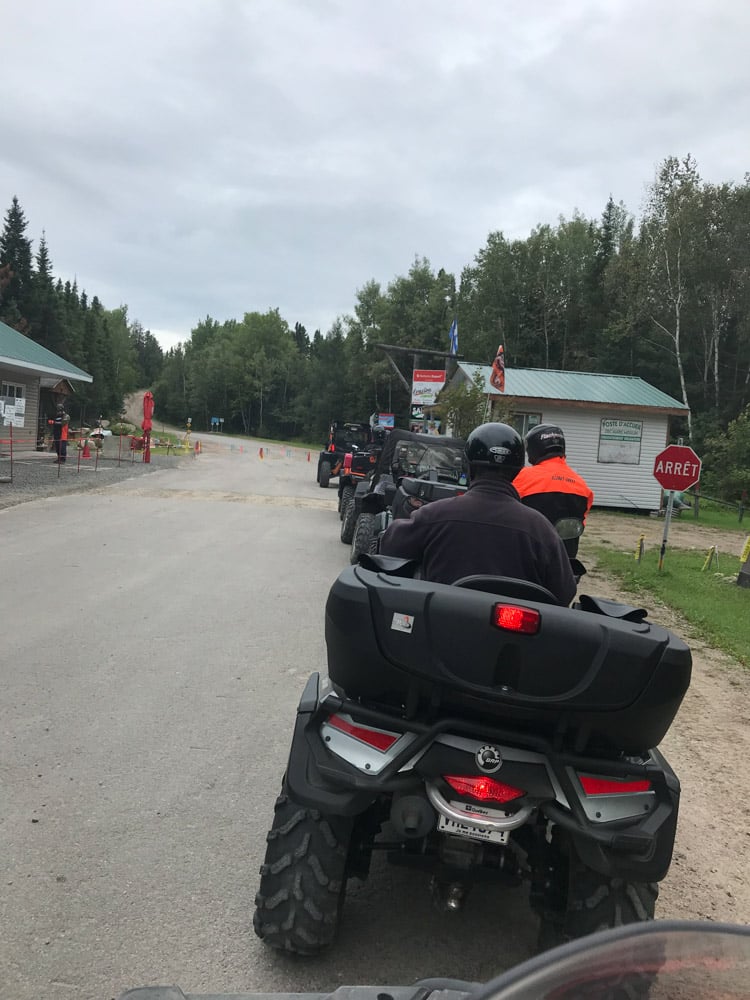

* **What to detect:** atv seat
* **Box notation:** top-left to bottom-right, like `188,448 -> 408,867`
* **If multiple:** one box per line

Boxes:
453,575 -> 559,605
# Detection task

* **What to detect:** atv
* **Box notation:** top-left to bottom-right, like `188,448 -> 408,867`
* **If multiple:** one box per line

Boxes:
253,556 -> 691,956
317,421 -> 372,489
336,427 -> 390,522
340,428 -> 467,560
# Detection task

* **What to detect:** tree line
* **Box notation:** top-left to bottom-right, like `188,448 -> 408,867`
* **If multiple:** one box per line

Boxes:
0,196 -> 163,423
2,154 -> 749,499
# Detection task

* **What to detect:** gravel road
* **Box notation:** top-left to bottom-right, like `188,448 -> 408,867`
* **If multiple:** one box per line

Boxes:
2,438 -> 749,1000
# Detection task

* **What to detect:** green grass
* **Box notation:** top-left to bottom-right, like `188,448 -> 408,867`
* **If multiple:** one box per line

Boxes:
590,544 -> 750,667
600,501 -> 747,534
681,497 -> 748,531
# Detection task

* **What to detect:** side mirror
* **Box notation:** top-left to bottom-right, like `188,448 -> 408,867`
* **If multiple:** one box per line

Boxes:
555,517 -> 585,541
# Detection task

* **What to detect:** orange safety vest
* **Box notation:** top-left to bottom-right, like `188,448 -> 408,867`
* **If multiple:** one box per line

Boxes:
514,456 -> 593,522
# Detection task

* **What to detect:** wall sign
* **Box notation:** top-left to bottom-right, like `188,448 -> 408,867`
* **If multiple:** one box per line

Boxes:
598,418 -> 643,464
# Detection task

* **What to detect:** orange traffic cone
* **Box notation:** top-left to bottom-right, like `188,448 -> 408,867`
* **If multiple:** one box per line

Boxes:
82,440 -> 91,459
259,447 -> 264,459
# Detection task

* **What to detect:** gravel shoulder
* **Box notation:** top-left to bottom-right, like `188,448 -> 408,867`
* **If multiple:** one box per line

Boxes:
579,512 -> 750,924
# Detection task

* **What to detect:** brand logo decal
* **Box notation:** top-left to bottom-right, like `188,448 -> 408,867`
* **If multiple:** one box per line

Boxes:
476,745 -> 503,773
391,612 -> 414,634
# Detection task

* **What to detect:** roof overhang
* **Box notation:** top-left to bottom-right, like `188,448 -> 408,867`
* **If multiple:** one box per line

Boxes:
0,357 -> 93,383
494,394 -> 687,417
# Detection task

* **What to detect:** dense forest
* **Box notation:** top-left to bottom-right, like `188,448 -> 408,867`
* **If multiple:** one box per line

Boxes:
2,154 -> 749,499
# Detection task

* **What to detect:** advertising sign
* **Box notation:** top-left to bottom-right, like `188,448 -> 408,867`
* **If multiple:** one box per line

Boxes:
411,369 -> 446,406
377,413 -> 395,428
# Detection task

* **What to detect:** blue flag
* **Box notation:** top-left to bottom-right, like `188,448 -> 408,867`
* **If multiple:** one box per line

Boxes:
448,318 -> 458,355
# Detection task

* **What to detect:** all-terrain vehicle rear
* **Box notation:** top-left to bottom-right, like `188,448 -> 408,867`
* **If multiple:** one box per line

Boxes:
336,427 -> 391,520
317,421 -> 372,488
254,559 -> 691,957
341,429 -> 468,560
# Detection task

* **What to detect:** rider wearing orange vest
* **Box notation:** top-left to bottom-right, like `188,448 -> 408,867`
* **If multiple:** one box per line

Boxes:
513,424 -> 593,557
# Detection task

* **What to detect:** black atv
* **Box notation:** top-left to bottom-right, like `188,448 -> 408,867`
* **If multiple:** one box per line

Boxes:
253,557 -> 691,956
340,428 -> 467,560
317,421 -> 372,489
336,428 -> 390,522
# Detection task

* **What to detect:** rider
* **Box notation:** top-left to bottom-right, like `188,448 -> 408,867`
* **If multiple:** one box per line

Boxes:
379,422 -> 577,605
513,424 -> 594,558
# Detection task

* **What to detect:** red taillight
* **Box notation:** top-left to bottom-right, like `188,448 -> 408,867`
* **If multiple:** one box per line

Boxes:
492,604 -> 540,634
327,714 -> 400,752
578,775 -> 652,796
329,443 -> 335,452
444,774 -> 525,804
343,452 -> 352,472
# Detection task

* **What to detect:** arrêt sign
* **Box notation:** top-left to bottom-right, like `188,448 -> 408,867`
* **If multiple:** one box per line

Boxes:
653,444 -> 702,493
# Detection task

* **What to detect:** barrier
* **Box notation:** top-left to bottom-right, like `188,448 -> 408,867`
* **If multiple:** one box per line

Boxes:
0,424 -> 13,482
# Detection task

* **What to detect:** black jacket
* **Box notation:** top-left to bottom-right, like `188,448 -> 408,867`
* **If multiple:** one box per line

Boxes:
379,476 -> 577,605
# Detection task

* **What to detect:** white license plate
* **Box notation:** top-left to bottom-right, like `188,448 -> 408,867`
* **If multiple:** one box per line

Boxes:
437,802 -> 511,844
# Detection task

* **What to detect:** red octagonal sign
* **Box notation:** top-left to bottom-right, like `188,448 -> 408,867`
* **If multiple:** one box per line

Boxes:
653,444 -> 702,492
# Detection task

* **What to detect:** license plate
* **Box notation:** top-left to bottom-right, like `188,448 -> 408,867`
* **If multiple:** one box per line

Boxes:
437,801 -> 511,844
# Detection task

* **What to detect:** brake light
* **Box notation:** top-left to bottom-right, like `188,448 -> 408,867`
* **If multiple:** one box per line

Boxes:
444,774 -> 525,803
343,453 -> 352,472
492,604 -> 540,634
327,714 -> 400,752
578,775 -> 652,796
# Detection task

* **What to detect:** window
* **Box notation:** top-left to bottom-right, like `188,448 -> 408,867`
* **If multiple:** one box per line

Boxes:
511,412 -> 541,437
1,382 -> 24,400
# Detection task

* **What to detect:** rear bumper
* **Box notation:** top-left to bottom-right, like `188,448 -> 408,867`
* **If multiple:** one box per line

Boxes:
285,674 -> 680,880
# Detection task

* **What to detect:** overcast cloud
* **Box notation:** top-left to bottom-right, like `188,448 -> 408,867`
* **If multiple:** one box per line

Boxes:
1,1 -> 748,350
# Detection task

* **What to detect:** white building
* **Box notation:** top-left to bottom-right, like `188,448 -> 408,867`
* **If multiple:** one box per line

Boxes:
447,363 -> 688,510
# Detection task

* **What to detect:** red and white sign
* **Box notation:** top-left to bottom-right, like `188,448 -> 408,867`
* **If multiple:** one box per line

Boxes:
653,444 -> 701,492
411,369 -> 446,406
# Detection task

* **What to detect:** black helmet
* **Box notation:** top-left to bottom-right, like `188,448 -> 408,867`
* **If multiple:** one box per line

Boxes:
465,422 -> 524,479
525,424 -> 566,465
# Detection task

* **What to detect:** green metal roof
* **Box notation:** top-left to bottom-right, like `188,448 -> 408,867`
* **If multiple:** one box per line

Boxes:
456,363 -> 687,411
0,319 -> 92,382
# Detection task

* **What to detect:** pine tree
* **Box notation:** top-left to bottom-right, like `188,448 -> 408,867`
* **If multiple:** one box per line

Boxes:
0,196 -> 34,329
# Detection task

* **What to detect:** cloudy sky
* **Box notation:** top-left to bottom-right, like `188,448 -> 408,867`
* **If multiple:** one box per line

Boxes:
2,1 -> 748,350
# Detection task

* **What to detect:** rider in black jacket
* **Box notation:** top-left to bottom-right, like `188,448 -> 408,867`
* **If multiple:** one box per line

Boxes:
379,423 -> 577,605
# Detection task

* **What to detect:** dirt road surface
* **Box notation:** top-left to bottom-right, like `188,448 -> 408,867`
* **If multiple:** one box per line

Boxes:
580,512 -> 750,925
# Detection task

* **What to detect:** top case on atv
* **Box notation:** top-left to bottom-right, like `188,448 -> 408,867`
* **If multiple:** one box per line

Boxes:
325,566 -> 691,754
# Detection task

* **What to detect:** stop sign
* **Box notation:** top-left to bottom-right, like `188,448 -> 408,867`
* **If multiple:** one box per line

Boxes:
653,444 -> 702,492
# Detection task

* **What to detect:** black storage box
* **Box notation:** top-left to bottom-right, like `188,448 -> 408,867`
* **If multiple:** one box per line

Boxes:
324,566 -> 692,753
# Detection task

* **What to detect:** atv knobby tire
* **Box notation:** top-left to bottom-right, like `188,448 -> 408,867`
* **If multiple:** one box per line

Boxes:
340,498 -> 356,544
254,790 -> 353,955
350,513 -> 376,564
318,461 -> 331,488
339,485 -> 354,521
538,853 -> 658,951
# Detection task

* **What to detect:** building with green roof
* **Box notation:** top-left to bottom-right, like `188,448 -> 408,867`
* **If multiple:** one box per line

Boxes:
0,319 -> 92,451
447,363 -> 688,510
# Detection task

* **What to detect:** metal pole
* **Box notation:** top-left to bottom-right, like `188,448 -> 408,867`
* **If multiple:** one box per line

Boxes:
658,491 -> 675,571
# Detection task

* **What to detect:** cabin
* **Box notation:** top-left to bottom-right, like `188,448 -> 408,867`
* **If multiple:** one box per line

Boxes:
0,319 -> 92,452
446,363 -> 688,511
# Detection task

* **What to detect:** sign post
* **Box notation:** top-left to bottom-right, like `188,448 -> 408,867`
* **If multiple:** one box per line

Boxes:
653,444 -> 702,570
